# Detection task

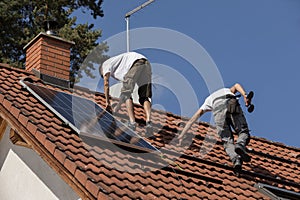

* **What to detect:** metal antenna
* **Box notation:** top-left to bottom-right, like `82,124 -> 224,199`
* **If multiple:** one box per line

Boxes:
125,0 -> 155,52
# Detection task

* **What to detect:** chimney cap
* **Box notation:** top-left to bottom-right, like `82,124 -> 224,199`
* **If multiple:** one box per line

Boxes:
23,32 -> 75,50
43,20 -> 59,35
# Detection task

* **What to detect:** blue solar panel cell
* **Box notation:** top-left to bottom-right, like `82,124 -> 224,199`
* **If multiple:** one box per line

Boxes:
22,81 -> 157,151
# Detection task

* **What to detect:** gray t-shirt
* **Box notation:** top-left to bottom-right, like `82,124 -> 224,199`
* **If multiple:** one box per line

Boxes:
200,88 -> 234,112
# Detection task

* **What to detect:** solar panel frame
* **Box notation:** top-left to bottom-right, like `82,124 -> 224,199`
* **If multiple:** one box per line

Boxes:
20,80 -> 159,151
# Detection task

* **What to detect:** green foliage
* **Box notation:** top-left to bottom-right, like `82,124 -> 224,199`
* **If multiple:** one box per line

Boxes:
0,0 -> 108,82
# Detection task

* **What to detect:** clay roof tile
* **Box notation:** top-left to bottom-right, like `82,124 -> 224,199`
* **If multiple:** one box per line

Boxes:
1,64 -> 300,199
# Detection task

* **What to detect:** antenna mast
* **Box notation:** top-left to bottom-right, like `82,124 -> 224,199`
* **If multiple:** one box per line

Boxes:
125,0 -> 155,52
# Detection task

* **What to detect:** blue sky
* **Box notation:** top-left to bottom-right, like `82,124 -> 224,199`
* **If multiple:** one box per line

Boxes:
75,0 -> 300,148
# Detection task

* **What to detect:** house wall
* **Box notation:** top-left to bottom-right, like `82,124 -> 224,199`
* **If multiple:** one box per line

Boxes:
0,125 -> 80,200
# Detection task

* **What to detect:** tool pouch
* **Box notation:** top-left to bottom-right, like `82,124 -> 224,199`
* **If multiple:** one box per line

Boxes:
227,98 -> 242,114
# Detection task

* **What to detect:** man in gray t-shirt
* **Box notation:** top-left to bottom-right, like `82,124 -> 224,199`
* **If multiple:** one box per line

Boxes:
178,83 -> 253,175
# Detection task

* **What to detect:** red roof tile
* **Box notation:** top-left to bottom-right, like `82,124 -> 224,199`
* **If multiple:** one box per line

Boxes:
0,64 -> 300,199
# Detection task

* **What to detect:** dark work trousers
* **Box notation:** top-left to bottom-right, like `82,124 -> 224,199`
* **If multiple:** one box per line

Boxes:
212,98 -> 250,163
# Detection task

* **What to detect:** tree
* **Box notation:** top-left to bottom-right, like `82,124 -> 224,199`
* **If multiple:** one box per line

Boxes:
0,0 -> 108,83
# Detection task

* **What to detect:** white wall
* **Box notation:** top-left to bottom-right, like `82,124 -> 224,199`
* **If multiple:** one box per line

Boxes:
0,125 -> 80,200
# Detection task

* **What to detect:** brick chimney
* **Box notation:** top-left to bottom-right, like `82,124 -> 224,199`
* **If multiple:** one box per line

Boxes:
24,32 -> 75,87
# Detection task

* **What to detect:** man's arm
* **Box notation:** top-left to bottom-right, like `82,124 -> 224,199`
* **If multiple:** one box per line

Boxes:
230,83 -> 250,106
103,73 -> 111,108
178,108 -> 205,145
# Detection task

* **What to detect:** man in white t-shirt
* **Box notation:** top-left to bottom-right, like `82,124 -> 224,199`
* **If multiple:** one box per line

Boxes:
99,52 -> 152,133
178,83 -> 253,175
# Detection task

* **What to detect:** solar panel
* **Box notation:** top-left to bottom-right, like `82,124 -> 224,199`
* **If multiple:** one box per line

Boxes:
21,81 -> 158,151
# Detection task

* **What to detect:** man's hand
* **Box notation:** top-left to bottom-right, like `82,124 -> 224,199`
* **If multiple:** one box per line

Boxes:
177,132 -> 195,146
177,108 -> 204,146
244,95 -> 250,107
177,133 -> 185,146
177,130 -> 190,146
230,83 -> 250,106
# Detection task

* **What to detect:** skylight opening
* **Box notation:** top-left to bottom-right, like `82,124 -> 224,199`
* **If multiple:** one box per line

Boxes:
255,183 -> 300,200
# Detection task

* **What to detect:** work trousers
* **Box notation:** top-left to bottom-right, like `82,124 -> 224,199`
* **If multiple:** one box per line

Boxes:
212,98 -> 250,163
121,59 -> 152,105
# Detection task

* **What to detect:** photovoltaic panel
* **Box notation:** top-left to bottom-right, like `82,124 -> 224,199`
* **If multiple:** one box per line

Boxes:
21,81 -> 158,151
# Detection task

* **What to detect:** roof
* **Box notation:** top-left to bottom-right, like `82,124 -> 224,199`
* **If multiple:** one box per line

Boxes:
0,63 -> 299,199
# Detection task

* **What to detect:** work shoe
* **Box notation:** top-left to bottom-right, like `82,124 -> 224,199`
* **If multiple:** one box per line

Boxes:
233,156 -> 242,176
126,121 -> 136,131
145,121 -> 153,136
235,143 -> 251,162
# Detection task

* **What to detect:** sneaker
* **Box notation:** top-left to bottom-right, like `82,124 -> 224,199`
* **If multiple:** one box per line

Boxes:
235,143 -> 251,162
145,121 -> 153,136
233,156 -> 242,176
126,121 -> 136,131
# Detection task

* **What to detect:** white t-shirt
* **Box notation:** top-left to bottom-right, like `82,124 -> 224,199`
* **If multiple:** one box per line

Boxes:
101,52 -> 146,81
200,88 -> 234,112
